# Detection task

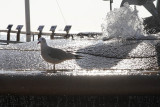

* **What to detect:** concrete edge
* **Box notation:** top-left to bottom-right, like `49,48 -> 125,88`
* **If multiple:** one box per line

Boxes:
0,74 -> 160,95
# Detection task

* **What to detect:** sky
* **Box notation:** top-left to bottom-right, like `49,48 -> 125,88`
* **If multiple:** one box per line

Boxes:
0,0 -> 158,32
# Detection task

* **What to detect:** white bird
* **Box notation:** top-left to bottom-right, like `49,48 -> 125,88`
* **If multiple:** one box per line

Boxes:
38,37 -> 82,71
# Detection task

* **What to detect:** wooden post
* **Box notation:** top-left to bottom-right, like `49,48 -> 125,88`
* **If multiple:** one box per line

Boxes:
16,25 -> 23,42
50,26 -> 57,39
37,25 -> 44,39
50,31 -> 55,39
33,35 -> 35,41
25,0 -> 31,42
7,24 -> 13,44
38,31 -> 42,39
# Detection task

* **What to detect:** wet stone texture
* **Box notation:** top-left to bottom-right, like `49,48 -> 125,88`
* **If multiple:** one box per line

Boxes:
0,39 -> 160,71
0,95 -> 160,107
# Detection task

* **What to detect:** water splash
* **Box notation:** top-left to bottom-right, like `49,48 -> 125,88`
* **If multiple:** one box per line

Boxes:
101,3 -> 146,39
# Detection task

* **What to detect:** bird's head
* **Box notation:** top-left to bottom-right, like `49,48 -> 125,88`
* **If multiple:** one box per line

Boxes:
38,37 -> 46,44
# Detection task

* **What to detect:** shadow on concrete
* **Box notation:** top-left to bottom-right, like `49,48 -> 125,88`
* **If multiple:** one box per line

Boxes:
75,38 -> 160,70
75,40 -> 141,69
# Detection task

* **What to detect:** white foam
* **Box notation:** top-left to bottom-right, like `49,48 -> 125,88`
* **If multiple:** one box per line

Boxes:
101,3 -> 146,39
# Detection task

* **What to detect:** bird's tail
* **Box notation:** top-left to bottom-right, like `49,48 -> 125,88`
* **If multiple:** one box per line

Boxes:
74,55 -> 83,59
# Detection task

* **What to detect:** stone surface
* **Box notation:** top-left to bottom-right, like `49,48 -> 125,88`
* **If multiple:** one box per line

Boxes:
0,39 -> 160,71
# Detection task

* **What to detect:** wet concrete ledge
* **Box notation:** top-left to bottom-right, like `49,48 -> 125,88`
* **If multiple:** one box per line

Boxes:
0,74 -> 160,95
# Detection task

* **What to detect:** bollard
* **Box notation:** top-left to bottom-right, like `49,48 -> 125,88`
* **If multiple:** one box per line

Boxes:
6,24 -> 13,44
50,26 -> 57,39
37,25 -> 44,39
16,25 -> 23,42
64,25 -> 73,39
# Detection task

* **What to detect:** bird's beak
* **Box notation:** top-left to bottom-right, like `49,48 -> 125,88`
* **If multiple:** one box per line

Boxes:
37,41 -> 41,44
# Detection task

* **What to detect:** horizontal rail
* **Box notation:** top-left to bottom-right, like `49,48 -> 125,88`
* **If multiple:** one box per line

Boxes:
0,30 -> 76,37
0,40 -> 23,44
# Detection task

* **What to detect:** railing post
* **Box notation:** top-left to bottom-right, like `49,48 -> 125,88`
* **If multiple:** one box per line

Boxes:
7,24 -> 13,44
16,25 -> 23,42
33,35 -> 35,41
37,25 -> 44,39
64,25 -> 73,39
50,26 -> 57,39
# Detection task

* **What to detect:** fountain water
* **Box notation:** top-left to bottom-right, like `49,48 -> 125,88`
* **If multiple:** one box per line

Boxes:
102,3 -> 148,40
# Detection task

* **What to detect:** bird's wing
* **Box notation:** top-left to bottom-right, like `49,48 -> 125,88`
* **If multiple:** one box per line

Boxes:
47,47 -> 70,60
